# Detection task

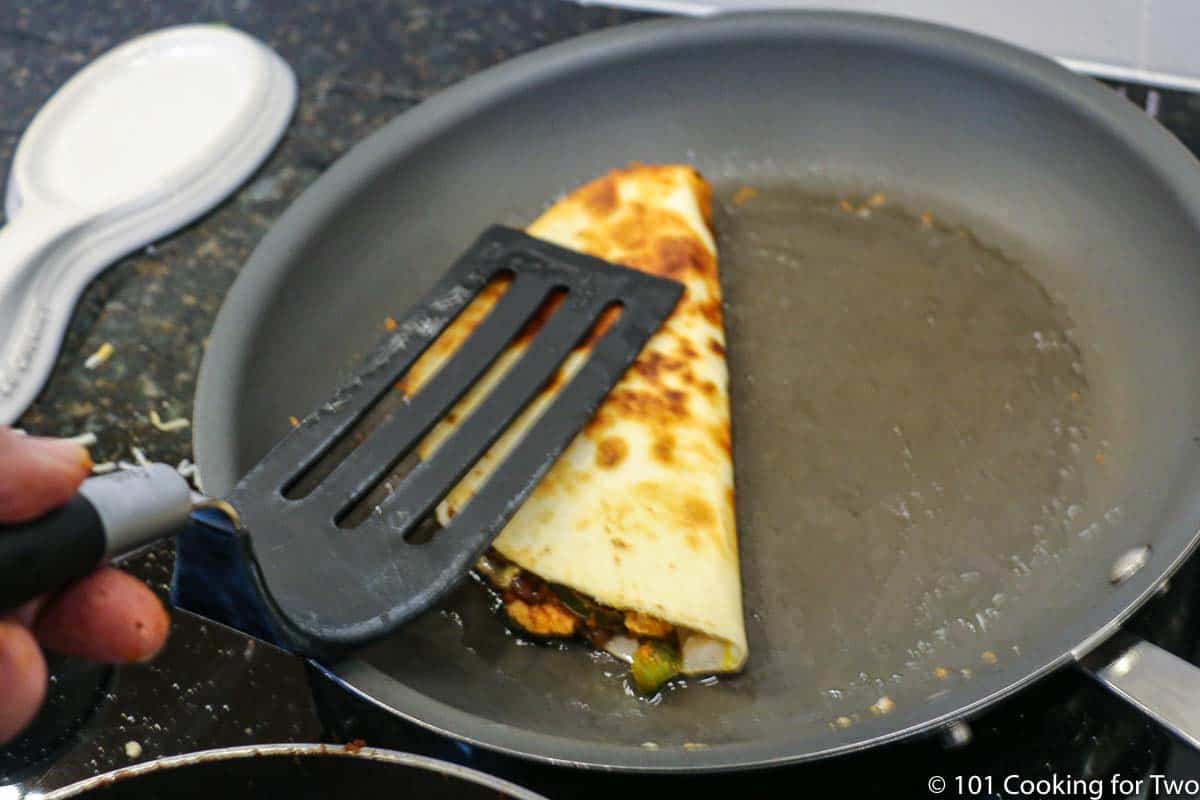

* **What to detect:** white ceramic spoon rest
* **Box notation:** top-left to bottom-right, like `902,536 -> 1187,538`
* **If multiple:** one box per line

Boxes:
0,23 -> 296,424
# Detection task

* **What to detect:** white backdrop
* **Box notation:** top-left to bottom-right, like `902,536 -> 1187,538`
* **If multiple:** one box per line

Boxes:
569,0 -> 1200,93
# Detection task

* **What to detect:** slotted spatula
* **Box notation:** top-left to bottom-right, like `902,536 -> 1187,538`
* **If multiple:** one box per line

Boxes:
0,226 -> 683,661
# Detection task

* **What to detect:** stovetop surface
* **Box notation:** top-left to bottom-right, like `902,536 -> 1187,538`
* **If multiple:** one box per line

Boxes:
5,3 -> 1200,797
8,542 -> 1200,798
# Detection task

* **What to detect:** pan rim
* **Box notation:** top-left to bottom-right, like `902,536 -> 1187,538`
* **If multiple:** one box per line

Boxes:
40,743 -> 549,800
193,9 -> 1200,772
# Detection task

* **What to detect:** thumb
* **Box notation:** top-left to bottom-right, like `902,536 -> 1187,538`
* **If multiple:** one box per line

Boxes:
0,622 -> 46,746
0,428 -> 93,524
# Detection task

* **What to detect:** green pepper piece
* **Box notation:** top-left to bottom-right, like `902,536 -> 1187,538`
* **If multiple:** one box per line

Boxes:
631,640 -> 682,694
548,584 -> 631,631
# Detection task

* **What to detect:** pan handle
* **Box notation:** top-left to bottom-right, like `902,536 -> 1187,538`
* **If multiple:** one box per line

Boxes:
1079,630 -> 1200,749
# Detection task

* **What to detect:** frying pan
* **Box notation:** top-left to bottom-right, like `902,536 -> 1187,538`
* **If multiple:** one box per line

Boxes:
40,744 -> 545,799
188,10 -> 1200,771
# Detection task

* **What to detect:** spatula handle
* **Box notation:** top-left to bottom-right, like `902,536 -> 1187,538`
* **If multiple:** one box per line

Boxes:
0,464 -> 194,611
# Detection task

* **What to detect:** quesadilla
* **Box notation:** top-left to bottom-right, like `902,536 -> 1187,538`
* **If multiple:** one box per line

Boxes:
399,164 -> 746,693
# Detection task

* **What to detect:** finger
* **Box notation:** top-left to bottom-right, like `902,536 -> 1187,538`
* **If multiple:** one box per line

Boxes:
34,568 -> 169,664
0,621 -> 47,746
0,428 -> 92,523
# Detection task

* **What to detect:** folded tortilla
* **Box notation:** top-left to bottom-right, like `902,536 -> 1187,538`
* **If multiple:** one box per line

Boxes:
400,164 -> 746,680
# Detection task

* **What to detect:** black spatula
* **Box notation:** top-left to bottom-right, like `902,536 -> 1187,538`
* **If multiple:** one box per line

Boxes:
0,226 -> 683,660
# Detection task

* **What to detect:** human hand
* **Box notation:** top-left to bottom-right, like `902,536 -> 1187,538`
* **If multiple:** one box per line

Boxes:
0,427 -> 170,745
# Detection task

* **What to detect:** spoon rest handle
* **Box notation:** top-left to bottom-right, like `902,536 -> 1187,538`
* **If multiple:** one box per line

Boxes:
0,204 -> 70,286
0,205 -> 82,422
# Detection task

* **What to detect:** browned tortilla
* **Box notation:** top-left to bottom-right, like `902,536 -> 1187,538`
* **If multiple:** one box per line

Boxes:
400,164 -> 746,674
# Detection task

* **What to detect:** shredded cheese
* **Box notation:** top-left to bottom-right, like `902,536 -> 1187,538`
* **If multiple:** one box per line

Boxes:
149,408 -> 190,432
84,343 -> 115,370
13,428 -> 96,447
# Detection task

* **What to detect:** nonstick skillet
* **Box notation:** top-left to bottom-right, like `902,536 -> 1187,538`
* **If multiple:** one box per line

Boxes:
187,11 -> 1200,771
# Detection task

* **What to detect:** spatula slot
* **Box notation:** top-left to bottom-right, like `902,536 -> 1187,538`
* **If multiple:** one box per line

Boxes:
360,296 -> 624,542
401,300 -> 624,545
421,301 -> 626,533
282,269 -> 515,502
334,286 -> 571,529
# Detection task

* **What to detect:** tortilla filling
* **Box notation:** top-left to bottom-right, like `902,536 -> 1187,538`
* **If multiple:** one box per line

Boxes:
475,549 -> 732,693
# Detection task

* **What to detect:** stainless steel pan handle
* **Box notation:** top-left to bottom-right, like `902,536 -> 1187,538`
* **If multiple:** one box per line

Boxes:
1079,630 -> 1200,749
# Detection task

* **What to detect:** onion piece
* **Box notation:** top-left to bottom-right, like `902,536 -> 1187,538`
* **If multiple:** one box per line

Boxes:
603,634 -> 639,664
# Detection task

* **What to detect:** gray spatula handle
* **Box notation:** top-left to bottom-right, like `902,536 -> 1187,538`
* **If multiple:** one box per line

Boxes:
0,464 -> 194,611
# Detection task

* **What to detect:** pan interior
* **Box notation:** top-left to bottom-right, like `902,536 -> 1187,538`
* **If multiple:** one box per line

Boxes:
199,15 -> 1200,765
348,180 -> 1114,744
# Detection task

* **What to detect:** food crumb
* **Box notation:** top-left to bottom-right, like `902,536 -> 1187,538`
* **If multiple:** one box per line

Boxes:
149,408 -> 191,432
641,742 -> 659,750
383,316 -> 398,331
1071,391 -> 1082,402
289,415 -> 300,428
84,342 -> 115,370
981,650 -> 998,665
870,696 -> 896,716
837,199 -> 855,214
934,666 -> 950,680
732,186 -> 759,206
344,739 -> 367,754
682,742 -> 709,751
919,211 -> 935,228
68,432 -> 98,448
1095,452 -> 1106,464
835,715 -> 853,729
867,192 -> 887,208
124,740 -> 143,759
130,446 -> 150,467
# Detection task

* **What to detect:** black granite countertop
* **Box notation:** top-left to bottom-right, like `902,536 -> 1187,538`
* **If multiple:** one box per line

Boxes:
0,0 -> 645,791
